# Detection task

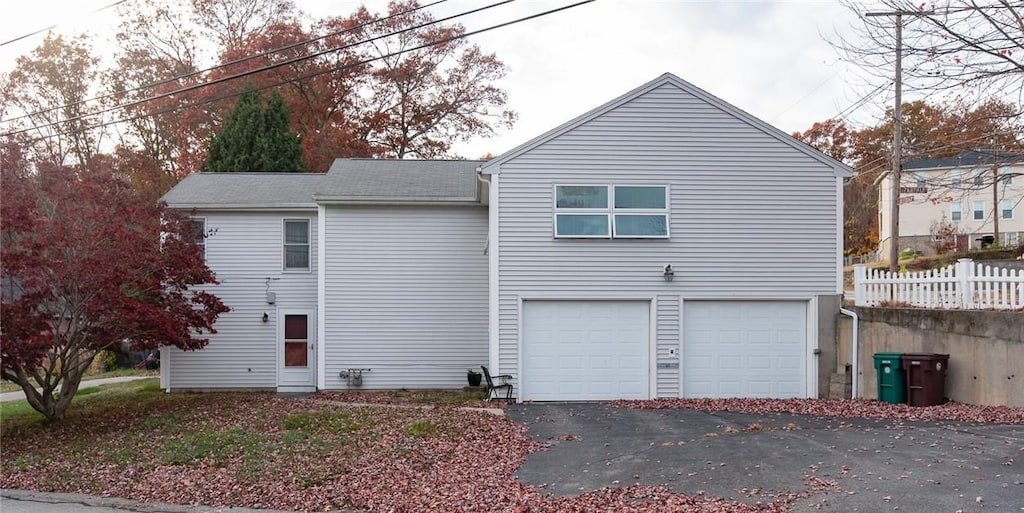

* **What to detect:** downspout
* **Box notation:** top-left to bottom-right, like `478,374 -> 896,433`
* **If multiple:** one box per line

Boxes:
839,307 -> 859,398
476,171 -> 490,255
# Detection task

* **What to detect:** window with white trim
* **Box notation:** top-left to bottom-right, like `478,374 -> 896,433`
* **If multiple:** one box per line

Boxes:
951,170 -> 962,189
283,219 -> 310,271
1001,199 -> 1014,220
973,200 -> 985,221
1001,168 -> 1013,185
188,217 -> 206,261
1002,231 -> 1020,247
950,202 -> 962,222
915,173 -> 926,188
973,171 -> 985,186
554,185 -> 668,238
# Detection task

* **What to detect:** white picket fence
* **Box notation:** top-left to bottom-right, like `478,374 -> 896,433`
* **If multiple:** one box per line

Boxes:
854,259 -> 1024,310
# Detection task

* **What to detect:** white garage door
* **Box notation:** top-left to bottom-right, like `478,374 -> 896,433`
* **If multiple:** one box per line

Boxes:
683,301 -> 807,398
522,301 -> 650,401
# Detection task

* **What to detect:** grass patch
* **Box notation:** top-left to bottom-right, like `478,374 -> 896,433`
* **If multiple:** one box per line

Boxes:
1,378 -> 161,428
404,419 -> 439,437
160,427 -> 271,468
0,368 -> 156,394
281,409 -> 369,437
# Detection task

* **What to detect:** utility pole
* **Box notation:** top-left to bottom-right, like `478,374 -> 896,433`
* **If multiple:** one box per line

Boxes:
866,10 -> 931,272
993,162 -> 1000,244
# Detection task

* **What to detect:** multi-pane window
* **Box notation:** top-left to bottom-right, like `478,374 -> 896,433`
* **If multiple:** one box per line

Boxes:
973,201 -> 985,221
188,217 -> 206,260
283,219 -> 310,271
1001,168 -> 1013,185
1002,199 -> 1014,220
950,202 -> 962,222
915,173 -> 926,188
554,185 -> 669,238
973,171 -> 985,186
1002,232 -> 1020,247
951,171 -> 962,189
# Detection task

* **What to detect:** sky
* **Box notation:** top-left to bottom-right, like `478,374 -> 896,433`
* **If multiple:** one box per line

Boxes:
0,0 -> 889,160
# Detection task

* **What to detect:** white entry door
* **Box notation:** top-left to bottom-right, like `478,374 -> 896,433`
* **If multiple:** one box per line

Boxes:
277,308 -> 316,392
683,301 -> 807,398
522,300 -> 650,401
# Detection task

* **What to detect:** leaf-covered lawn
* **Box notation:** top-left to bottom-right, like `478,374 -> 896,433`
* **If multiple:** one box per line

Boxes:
2,381 -> 810,512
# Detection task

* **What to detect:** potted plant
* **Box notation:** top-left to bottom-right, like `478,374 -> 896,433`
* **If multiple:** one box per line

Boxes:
467,368 -> 482,387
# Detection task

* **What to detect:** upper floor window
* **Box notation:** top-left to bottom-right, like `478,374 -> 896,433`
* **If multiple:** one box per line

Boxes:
188,217 -> 206,261
283,219 -> 310,271
915,173 -> 926,188
1001,199 -> 1014,220
950,202 -> 962,222
1001,169 -> 1014,185
950,170 -> 962,189
554,185 -> 668,238
973,200 -> 985,221
973,171 -> 986,186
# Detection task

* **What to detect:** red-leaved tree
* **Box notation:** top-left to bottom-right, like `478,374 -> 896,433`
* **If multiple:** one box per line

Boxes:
0,143 -> 229,421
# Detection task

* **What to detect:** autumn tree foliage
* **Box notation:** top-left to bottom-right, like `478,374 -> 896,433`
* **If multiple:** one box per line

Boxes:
201,88 -> 307,172
0,144 -> 229,421
794,99 -> 1024,256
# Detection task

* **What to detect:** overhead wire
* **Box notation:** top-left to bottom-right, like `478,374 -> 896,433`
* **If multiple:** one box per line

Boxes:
0,0 -> 449,126
2,0 -> 517,137
0,0 -> 130,47
14,0 -> 597,143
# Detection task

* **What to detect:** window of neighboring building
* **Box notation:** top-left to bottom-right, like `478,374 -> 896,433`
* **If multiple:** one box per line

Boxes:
1002,199 -> 1014,220
951,170 -> 962,189
189,217 -> 206,260
973,171 -> 986,186
1002,232 -> 1020,247
915,173 -> 926,188
1001,168 -> 1013,185
283,219 -> 310,271
973,200 -> 985,221
554,185 -> 668,238
951,202 -> 962,222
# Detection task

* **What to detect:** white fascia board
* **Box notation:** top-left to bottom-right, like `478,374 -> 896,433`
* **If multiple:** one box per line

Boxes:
487,173 -> 500,373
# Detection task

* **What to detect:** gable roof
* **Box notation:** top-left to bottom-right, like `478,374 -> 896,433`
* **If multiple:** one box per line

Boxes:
903,149 -> 1024,171
480,72 -> 854,177
161,172 -> 324,209
315,159 -> 485,204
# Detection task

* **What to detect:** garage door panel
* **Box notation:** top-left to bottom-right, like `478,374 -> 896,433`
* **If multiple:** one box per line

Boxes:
523,301 -> 650,401
683,301 -> 807,399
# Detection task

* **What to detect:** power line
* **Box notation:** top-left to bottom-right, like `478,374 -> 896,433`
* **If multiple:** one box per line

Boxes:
0,0 -> 131,47
0,0 -> 449,127
18,0 -> 596,143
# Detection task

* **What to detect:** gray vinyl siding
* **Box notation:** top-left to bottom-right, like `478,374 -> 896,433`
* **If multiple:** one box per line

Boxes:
322,205 -> 488,389
495,82 -> 840,393
165,210 -> 318,389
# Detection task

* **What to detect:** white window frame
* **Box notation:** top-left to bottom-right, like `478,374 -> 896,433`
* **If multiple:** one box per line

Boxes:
1001,199 -> 1014,220
552,184 -> 670,239
1001,231 -> 1020,247
1001,168 -> 1013,185
915,172 -> 926,188
189,217 -> 206,261
951,170 -> 962,189
282,218 -> 311,272
950,202 -> 962,222
973,200 -> 985,221
973,171 -> 986,186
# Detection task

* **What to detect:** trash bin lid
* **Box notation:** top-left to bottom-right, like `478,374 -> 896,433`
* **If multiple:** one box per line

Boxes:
901,352 -> 950,360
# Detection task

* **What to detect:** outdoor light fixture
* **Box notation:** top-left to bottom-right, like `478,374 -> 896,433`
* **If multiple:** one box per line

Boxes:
663,264 -> 674,282
262,312 -> 269,323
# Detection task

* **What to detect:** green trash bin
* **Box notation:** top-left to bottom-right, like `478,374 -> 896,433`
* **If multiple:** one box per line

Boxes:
873,352 -> 907,404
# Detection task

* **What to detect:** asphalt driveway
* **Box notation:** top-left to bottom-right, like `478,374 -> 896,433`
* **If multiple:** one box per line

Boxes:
508,403 -> 1024,512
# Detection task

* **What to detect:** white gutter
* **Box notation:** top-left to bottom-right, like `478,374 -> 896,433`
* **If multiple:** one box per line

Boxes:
839,307 -> 859,398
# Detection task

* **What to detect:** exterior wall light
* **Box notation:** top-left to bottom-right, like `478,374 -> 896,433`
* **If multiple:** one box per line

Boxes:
663,264 -> 674,282
262,312 -> 269,323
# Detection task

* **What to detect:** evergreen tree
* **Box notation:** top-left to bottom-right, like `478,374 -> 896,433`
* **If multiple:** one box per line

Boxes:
201,88 -> 307,172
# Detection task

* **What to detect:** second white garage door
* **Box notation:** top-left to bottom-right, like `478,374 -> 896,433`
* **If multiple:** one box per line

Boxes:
683,301 -> 807,398
522,300 -> 650,401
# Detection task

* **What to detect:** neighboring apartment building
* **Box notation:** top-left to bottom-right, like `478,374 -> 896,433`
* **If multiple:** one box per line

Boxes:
878,149 -> 1024,257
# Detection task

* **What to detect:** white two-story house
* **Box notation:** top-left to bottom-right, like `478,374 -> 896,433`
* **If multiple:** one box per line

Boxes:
878,150 -> 1024,257
161,73 -> 852,401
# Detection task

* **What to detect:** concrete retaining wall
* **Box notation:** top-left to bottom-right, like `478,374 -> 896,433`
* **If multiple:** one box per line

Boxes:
837,307 -> 1023,407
